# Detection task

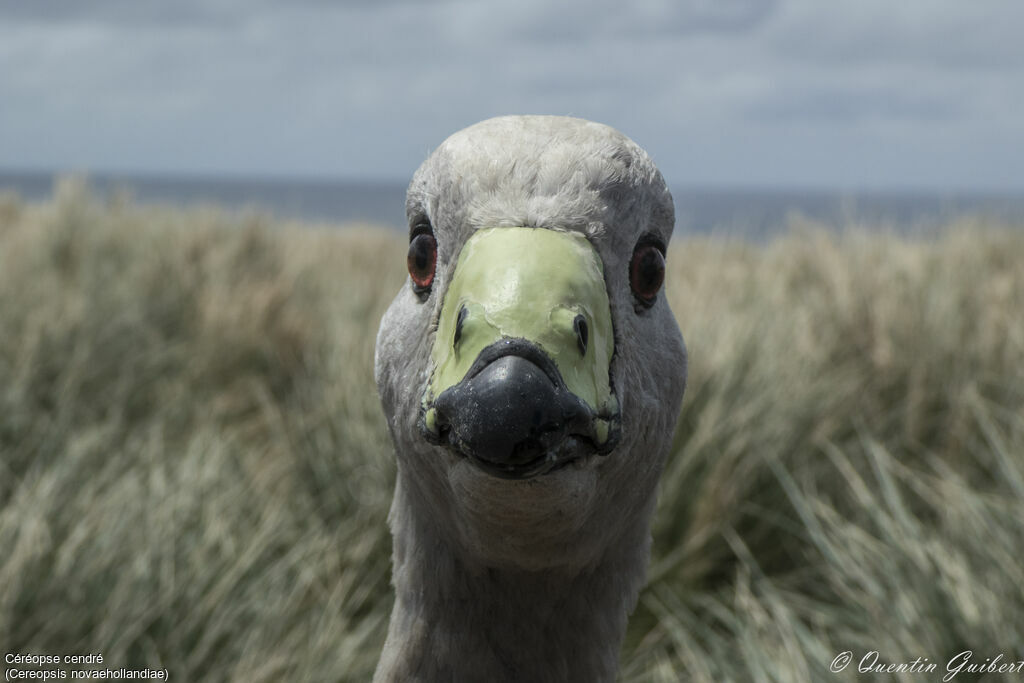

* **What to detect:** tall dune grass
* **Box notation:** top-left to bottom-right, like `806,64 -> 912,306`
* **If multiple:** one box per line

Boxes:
1,179 -> 1022,681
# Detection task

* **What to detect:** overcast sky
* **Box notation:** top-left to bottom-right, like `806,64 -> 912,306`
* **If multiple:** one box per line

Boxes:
2,0 -> 1022,190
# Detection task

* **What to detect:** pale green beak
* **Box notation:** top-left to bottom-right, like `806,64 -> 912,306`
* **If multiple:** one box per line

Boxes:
422,227 -> 618,457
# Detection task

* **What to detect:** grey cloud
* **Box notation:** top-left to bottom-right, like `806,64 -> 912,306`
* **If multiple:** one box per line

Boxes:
0,0 -> 241,27
768,1 -> 1024,71
0,0 -> 423,27
0,0 -> 780,58
469,0 -> 779,43
621,0 -> 779,35
744,85 -> 967,124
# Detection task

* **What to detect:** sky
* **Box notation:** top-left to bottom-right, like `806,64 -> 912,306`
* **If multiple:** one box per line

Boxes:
2,0 -> 1022,191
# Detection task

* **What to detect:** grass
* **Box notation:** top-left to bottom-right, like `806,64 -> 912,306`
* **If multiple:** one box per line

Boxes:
1,178 -> 1022,681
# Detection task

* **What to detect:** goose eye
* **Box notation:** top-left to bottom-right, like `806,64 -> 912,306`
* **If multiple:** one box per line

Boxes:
629,241 -> 665,306
407,230 -> 437,294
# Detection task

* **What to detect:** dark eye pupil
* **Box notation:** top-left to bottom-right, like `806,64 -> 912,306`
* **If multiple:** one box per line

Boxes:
637,251 -> 659,288
412,240 -> 430,270
407,233 -> 437,292
630,244 -> 665,304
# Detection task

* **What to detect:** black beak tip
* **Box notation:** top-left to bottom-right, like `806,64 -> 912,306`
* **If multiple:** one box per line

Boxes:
428,341 -> 611,477
433,354 -> 564,466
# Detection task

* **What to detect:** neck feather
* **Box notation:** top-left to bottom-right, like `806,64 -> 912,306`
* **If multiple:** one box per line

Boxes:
373,477 -> 650,683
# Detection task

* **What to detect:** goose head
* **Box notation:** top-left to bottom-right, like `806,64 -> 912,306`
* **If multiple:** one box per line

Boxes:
375,115 -> 687,572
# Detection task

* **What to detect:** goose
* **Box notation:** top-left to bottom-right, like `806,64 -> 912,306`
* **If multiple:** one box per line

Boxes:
373,115 -> 687,682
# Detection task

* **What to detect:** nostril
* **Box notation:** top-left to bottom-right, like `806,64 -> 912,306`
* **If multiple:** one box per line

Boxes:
573,315 -> 588,356
454,305 -> 468,347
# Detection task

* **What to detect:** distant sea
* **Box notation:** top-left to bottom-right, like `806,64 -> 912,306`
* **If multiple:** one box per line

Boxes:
3,170 -> 1023,240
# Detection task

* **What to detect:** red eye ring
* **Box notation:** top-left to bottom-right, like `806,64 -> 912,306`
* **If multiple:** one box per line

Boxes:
629,242 -> 665,306
407,231 -> 437,294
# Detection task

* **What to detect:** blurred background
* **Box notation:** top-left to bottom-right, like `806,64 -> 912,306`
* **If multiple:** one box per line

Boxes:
3,0 -> 1023,236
